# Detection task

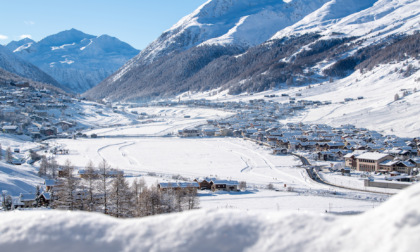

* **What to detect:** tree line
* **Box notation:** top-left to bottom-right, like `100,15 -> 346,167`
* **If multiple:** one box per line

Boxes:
46,159 -> 199,218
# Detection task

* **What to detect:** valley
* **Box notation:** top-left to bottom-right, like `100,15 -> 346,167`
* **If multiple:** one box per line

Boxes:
1,0 -> 420,250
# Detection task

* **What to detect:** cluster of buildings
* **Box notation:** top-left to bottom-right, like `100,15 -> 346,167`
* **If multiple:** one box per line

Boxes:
0,81 -> 79,140
345,152 -> 420,175
176,99 -> 420,177
158,178 -> 240,192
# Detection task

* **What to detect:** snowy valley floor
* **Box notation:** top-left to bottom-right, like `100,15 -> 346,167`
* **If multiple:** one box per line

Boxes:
1,106 -> 394,214
0,104 -> 418,251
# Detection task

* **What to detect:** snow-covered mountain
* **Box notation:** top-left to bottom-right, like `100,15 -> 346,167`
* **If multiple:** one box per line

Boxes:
136,0 -> 331,64
4,37 -> 35,53
85,0 -> 420,102
0,45 -> 61,86
8,29 -> 139,93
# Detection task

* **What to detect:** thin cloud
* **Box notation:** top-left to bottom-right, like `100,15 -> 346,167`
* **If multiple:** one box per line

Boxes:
0,34 -> 8,40
24,20 -> 35,26
19,34 -> 32,39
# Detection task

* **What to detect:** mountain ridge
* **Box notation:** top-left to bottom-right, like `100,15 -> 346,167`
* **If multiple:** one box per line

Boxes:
0,44 -> 62,87
85,0 -> 420,102
7,28 -> 140,93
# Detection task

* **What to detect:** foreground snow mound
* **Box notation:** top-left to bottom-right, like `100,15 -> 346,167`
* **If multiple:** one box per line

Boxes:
1,183 -> 420,252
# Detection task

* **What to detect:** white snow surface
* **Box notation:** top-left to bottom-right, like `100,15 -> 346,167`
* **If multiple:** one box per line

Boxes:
0,134 -> 43,195
272,0 -> 420,44
1,182 -> 419,252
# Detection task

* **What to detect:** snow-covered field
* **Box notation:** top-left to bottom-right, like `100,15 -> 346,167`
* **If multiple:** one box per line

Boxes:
0,104 -> 396,214
0,134 -> 44,195
84,106 -> 233,137
44,109 -> 391,214
1,182 -> 419,252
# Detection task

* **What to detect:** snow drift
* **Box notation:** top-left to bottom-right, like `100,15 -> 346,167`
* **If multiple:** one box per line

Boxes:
1,183 -> 419,252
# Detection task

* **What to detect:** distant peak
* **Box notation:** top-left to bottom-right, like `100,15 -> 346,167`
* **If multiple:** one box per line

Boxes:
38,28 -> 96,47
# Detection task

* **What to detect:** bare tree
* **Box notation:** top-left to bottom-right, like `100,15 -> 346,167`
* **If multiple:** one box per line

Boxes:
38,156 -> 48,177
97,159 -> 111,214
184,188 -> 199,210
50,157 -> 58,179
83,160 -> 98,212
131,177 -> 146,217
5,147 -> 13,163
149,185 -> 162,216
109,172 -> 132,218
0,143 -> 3,160
2,190 -> 11,211
54,160 -> 78,210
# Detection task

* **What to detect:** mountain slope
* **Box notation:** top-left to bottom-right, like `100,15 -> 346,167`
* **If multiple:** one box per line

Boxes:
0,45 -> 61,86
4,37 -> 35,53
9,29 -> 139,93
135,0 -> 331,64
85,0 -> 420,102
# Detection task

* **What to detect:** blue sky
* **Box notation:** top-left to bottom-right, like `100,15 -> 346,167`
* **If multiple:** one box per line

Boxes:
0,0 -> 207,50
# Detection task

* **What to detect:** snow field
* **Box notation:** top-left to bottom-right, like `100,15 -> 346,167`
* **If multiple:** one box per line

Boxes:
1,182 -> 420,252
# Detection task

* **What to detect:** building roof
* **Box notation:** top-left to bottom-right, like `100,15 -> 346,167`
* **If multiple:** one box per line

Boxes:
20,193 -> 36,202
356,152 -> 391,161
3,125 -> 18,130
45,179 -> 55,186
159,182 -> 199,189
41,192 -> 51,200
211,180 -> 239,186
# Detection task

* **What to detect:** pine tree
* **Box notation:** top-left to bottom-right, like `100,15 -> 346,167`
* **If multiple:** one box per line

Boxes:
0,143 -> 3,160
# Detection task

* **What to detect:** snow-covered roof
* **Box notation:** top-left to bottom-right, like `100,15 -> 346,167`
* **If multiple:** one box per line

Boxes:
159,182 -> 199,189
356,152 -> 391,161
41,192 -> 51,200
211,180 -> 239,186
20,193 -> 36,201
2,125 -> 18,130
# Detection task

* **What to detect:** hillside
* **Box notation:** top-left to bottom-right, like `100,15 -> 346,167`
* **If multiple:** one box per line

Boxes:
0,45 -> 61,87
85,0 -> 420,102
8,29 -> 140,93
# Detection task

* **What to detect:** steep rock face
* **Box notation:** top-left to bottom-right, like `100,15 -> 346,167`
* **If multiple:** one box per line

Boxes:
0,45 -> 60,86
86,0 -> 420,102
8,29 -> 139,93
